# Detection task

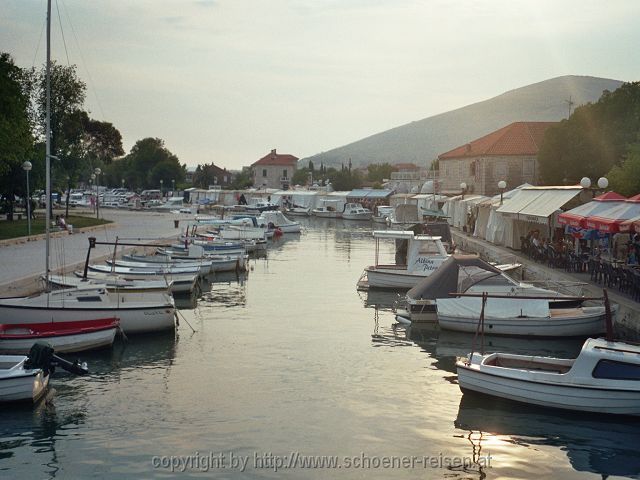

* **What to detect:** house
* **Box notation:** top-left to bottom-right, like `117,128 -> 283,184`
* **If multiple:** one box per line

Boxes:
185,166 -> 197,184
437,121 -> 557,196
251,149 -> 299,189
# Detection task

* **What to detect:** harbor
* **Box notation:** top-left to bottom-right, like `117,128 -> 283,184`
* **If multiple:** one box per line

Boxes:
1,208 -> 640,478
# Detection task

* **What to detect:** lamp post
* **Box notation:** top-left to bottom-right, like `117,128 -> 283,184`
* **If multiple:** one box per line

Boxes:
460,182 -> 467,200
581,176 -> 608,197
121,178 -> 125,189
172,179 -> 175,196
94,167 -> 101,218
22,161 -> 32,235
498,180 -> 507,205
597,177 -> 609,190
160,179 -> 164,199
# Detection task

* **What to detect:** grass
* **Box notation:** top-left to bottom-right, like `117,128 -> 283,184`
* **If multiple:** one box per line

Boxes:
0,213 -> 111,240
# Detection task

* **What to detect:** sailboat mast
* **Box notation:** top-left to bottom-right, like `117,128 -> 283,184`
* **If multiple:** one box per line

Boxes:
45,0 -> 51,284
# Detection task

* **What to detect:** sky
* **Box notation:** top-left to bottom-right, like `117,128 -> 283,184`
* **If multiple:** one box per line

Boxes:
1,0 -> 640,170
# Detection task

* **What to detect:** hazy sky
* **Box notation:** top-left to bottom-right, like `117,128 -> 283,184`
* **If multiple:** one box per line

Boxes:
2,0 -> 639,169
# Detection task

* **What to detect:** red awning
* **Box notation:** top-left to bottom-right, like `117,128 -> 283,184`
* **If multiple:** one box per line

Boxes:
620,215 -> 640,234
558,191 -> 627,228
584,195 -> 640,233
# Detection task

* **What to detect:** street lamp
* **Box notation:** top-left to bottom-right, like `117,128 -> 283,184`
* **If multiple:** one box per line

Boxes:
160,179 -> 164,198
94,167 -> 101,219
460,182 -> 467,200
597,177 -> 609,190
121,178 -> 125,189
580,177 -> 591,189
22,161 -> 32,235
498,180 -> 507,205
172,179 -> 175,195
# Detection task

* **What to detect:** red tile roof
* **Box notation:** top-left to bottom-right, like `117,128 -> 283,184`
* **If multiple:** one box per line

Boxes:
394,163 -> 419,171
438,121 -> 558,160
252,149 -> 299,167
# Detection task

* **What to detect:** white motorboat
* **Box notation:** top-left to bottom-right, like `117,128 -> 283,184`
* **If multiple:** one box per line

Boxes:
0,286 -> 175,334
312,200 -> 342,218
47,273 -> 173,294
0,318 -> 118,354
396,255 -> 579,325
362,230 -> 449,289
245,201 -> 279,213
73,270 -> 197,294
372,206 -> 395,224
106,258 -> 212,275
286,206 -> 311,216
0,355 -> 49,403
257,211 -> 301,233
342,203 -> 373,221
457,337 -> 640,416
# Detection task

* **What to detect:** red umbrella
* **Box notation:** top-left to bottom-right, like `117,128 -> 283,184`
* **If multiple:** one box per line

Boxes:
585,194 -> 640,233
558,191 -> 626,227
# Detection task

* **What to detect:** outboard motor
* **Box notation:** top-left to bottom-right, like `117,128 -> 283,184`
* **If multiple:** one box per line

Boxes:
25,341 -> 89,376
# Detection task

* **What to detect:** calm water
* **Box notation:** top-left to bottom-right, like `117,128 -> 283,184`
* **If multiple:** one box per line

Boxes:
2,218 -> 640,479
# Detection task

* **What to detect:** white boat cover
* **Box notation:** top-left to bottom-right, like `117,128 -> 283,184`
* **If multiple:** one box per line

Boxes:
437,296 -> 550,319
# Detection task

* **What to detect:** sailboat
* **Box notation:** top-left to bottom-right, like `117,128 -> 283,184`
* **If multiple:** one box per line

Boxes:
0,0 -> 175,335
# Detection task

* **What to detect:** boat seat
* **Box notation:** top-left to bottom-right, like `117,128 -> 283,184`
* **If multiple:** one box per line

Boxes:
489,356 -> 572,374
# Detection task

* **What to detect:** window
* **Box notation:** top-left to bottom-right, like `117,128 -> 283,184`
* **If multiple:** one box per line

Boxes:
262,169 -> 267,177
283,169 -> 288,179
592,359 -> 640,380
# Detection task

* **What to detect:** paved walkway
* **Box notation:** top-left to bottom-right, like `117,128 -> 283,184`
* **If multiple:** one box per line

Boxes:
0,210 -> 191,294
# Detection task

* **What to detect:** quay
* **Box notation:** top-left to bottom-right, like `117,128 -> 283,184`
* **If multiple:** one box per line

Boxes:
451,228 -> 640,337
0,210 -> 187,296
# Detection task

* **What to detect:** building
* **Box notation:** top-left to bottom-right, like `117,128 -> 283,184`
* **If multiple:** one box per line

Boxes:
251,149 -> 299,189
185,166 -> 197,184
437,121 -> 557,196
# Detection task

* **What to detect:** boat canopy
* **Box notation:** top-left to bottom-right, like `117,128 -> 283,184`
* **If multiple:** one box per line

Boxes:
407,255 -> 502,300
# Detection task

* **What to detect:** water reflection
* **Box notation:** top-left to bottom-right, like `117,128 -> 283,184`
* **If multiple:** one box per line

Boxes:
455,394 -> 640,478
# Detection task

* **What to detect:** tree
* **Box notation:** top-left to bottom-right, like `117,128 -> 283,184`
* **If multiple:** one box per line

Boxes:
538,82 -> 640,185
607,143 -> 640,197
367,163 -> 396,183
292,167 -> 310,186
230,167 -> 253,189
0,53 -> 34,217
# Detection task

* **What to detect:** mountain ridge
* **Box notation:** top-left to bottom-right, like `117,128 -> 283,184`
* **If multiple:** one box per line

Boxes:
302,75 -> 624,168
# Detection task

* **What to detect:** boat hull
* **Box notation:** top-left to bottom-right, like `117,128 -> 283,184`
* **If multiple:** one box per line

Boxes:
457,362 -> 640,415
0,357 -> 49,403
365,268 -> 432,289
438,309 -> 606,337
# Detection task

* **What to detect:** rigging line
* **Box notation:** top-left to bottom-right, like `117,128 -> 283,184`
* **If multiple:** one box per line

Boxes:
54,0 -> 72,67
59,0 -> 106,119
31,5 -> 47,68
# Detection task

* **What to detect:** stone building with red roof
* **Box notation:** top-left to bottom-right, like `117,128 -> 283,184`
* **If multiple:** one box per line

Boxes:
251,149 -> 299,189
437,121 -> 557,196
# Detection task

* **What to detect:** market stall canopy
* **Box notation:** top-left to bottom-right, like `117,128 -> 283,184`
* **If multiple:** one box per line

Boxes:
585,194 -> 640,233
347,189 -> 394,199
497,187 -> 582,224
619,215 -> 640,234
558,191 -> 627,227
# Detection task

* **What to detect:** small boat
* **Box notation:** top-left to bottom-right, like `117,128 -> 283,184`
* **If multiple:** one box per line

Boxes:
89,263 -> 203,277
342,203 -> 373,221
361,230 -> 449,289
372,206 -> 395,224
312,200 -> 342,218
106,258 -> 213,275
285,206 -> 311,216
245,201 -> 279,213
257,211 -> 301,233
457,337 -> 640,416
0,342 -> 89,403
0,318 -> 119,354
48,273 -> 173,294
73,270 -> 196,294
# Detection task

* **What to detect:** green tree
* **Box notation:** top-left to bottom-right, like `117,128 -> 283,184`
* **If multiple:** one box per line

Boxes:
607,143 -> 640,197
116,138 -> 184,190
328,169 -> 362,191
367,163 -> 396,183
0,53 -> 34,217
539,82 -> 640,185
292,167 -> 310,186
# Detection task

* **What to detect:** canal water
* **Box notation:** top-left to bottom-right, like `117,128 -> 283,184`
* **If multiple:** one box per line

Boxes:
2,218 -> 640,479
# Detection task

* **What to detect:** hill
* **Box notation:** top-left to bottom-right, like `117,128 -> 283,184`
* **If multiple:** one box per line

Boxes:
302,75 -> 624,168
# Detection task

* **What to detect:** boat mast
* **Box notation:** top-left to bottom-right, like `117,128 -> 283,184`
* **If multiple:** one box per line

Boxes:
45,0 -> 52,286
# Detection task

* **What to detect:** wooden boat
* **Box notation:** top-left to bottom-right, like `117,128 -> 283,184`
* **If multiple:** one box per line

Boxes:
285,206 -> 311,216
89,263 -> 202,277
0,318 -> 118,354
457,337 -> 640,415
